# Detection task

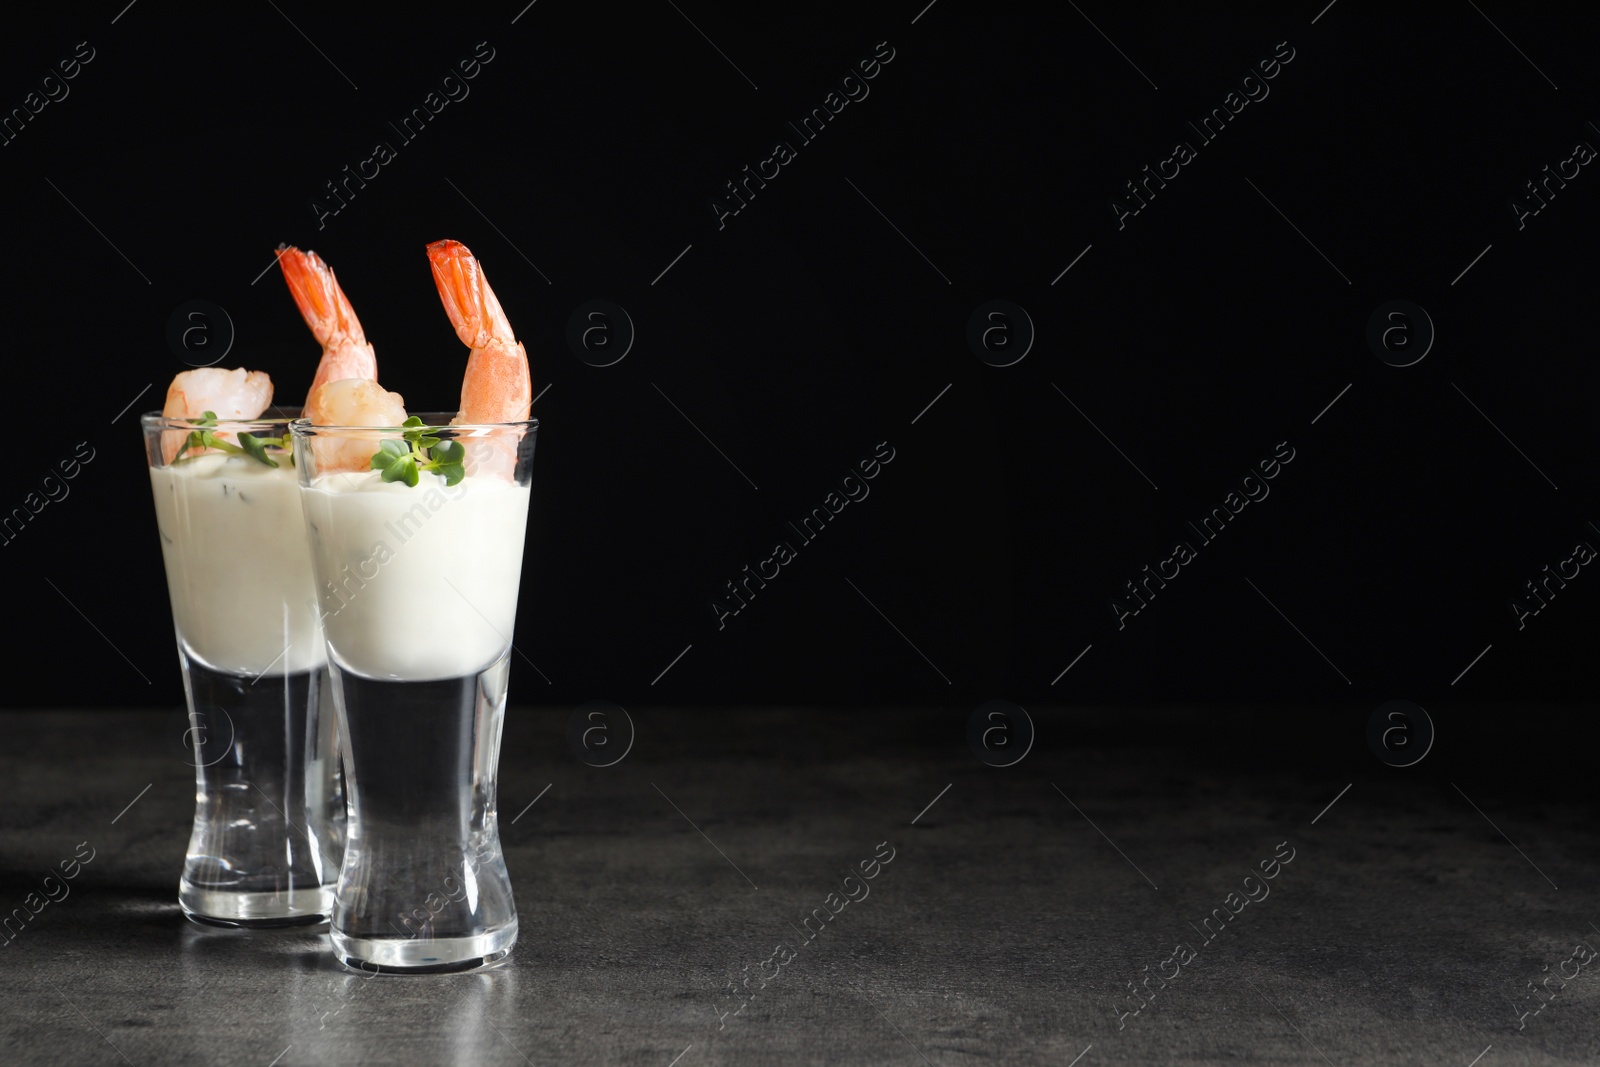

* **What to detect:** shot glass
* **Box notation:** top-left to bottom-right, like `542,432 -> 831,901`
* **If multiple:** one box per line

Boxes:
143,411 -> 344,926
290,415 -> 537,972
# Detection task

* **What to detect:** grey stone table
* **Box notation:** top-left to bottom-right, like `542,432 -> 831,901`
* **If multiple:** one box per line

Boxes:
0,707 -> 1595,1066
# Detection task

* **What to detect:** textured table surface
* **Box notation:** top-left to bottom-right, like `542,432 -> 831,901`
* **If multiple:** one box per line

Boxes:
0,707 -> 1595,1066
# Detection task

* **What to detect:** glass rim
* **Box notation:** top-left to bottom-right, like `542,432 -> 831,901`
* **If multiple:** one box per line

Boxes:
288,414 -> 539,434
141,408 -> 303,431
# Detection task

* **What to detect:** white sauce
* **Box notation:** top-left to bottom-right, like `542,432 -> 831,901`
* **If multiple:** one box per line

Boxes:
299,470 -> 530,681
149,454 -> 326,675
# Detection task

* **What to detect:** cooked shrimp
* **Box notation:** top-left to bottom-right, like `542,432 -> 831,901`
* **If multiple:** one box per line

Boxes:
426,240 -> 531,423
159,367 -> 275,461
427,240 -> 529,480
277,245 -> 379,399
304,378 -> 407,427
304,378 -> 409,474
163,367 -> 275,422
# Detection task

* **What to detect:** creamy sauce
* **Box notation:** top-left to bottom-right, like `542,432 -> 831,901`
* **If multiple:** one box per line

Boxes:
299,470 -> 530,681
150,454 -> 326,675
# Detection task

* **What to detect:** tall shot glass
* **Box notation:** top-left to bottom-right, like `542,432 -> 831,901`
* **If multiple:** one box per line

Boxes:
291,415 -> 537,972
143,412 -> 344,926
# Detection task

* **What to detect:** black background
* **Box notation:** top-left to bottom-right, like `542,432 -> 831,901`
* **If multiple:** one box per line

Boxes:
2,2 -> 1597,715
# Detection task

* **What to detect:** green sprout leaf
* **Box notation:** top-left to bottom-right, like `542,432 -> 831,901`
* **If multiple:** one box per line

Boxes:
371,439 -> 418,485
174,412 -> 291,466
237,432 -> 280,469
369,422 -> 465,488
377,453 -> 419,486
402,416 -> 441,450
173,412 -> 219,462
422,438 -> 467,483
425,440 -> 466,485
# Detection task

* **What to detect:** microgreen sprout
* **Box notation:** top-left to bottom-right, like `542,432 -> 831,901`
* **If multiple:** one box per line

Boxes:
369,416 -> 465,487
173,411 -> 292,468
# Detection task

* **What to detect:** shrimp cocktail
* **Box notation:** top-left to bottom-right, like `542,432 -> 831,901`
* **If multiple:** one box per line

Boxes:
292,240 -> 536,972
142,247 -> 378,925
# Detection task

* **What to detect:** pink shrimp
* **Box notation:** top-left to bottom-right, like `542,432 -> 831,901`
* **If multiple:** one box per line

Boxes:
303,378 -> 407,428
163,367 -> 274,422
300,378 -> 410,475
276,244 -> 406,471
158,367 -> 275,461
276,245 -> 379,399
426,240 -> 531,424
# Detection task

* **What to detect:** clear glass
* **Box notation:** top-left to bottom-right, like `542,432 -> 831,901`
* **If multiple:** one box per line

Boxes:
290,414 -> 537,972
142,411 -> 344,926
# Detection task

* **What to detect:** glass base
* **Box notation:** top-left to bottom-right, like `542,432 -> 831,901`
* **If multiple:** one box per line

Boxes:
179,881 -> 333,927
332,920 -> 517,973
176,656 -> 345,930
329,653 -> 519,975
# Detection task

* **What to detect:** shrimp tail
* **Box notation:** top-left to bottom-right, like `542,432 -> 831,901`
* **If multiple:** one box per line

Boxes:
427,239 -> 531,423
427,239 -> 516,349
278,245 -> 366,348
277,244 -> 379,395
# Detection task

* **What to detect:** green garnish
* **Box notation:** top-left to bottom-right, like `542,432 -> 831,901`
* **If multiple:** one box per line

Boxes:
369,417 -> 465,487
174,411 -> 293,468
237,432 -> 279,468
